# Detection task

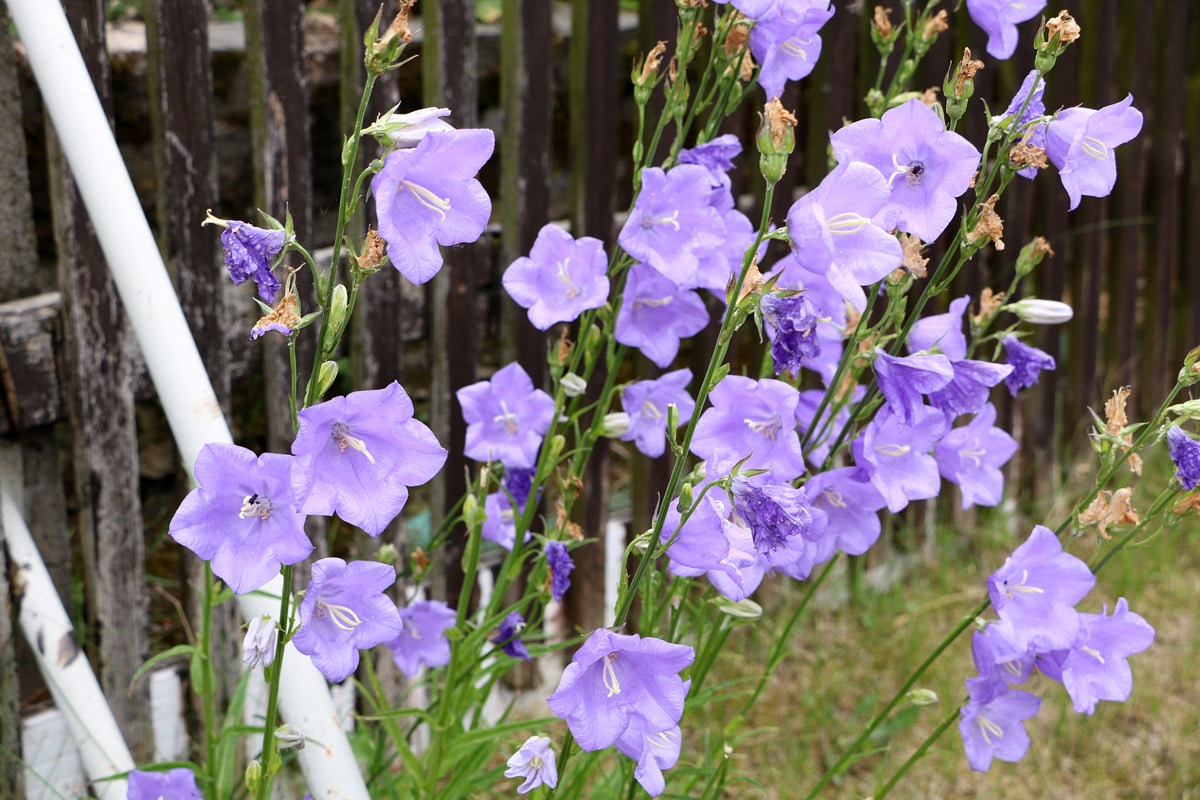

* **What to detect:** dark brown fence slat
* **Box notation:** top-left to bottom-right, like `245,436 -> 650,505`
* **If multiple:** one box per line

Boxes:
424,0 -> 480,606
0,492 -> 18,799
50,0 -> 150,758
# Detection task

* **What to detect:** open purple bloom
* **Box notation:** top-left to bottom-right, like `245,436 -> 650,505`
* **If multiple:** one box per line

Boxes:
1167,426 -> 1200,490
691,376 -> 807,482
785,161 -> 902,312
873,349 -> 955,425
1059,598 -> 1155,715
505,735 -> 558,794
678,134 -> 741,189
481,490 -> 526,550
664,478 -> 762,601
1003,335 -> 1056,396
762,293 -> 822,376
292,558 -> 404,684
730,476 -> 828,581
385,599 -> 456,677
127,768 -> 203,800
618,165 -> 726,286
545,540 -> 575,602
615,264 -> 709,368
935,404 -> 1018,508
616,724 -> 682,798
852,405 -> 948,513
928,359 -> 1014,419
546,629 -> 693,752
805,467 -> 886,557
831,99 -> 982,242
220,220 -> 287,303
767,258 -> 847,384
1045,95 -> 1144,211
503,224 -> 610,330
292,382 -> 447,536
908,296 -> 969,359
965,0 -> 1046,59
492,611 -> 532,660
972,618 -> 1036,686
458,362 -> 556,469
170,443 -> 313,595
958,675 -> 1041,772
750,0 -> 836,98
987,525 -> 1096,652
620,368 -> 695,458
372,127 -> 495,284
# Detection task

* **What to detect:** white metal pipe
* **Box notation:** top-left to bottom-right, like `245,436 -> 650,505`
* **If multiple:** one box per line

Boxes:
5,2 -> 369,796
1,481 -> 131,800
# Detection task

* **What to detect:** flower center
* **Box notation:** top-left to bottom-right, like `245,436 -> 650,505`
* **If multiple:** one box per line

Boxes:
239,493 -> 273,520
402,180 -> 452,220
888,154 -> 926,189
959,444 -> 987,468
641,400 -> 664,420
744,415 -> 782,440
529,755 -> 544,770
493,400 -> 520,435
974,711 -> 1004,745
1080,136 -> 1110,160
780,35 -> 814,59
555,257 -> 581,298
1002,568 -> 1046,600
315,598 -> 363,632
332,421 -> 376,464
1081,645 -> 1105,664
821,488 -> 847,509
641,209 -> 681,232
825,211 -> 871,235
601,652 -> 622,698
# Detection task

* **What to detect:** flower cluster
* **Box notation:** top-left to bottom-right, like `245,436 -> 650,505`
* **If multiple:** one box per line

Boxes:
960,526 -> 1154,771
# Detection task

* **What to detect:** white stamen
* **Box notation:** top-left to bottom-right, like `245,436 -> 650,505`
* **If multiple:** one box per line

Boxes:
492,400 -> 520,434
332,421 -> 376,464
641,400 -> 664,420
960,445 -> 987,468
874,443 -> 912,457
316,599 -> 363,632
239,493 -> 272,520
1004,568 -> 1046,599
975,713 -> 1004,745
641,209 -> 681,231
601,652 -> 622,698
822,489 -> 847,509
555,258 -> 581,298
825,211 -> 871,235
402,180 -> 452,219
1080,136 -> 1110,160
632,295 -> 673,311
744,416 -> 782,441
1081,645 -> 1105,664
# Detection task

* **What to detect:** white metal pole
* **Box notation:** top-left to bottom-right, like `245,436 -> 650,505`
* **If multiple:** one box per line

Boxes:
4,2 -> 369,796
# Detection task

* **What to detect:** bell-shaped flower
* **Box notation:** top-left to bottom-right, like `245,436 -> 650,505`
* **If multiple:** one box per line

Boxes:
965,0 -> 1046,60
546,629 -> 693,752
618,165 -> 726,287
1167,426 -> 1200,490
1003,335 -> 1056,396
804,466 -> 885,558
958,675 -> 1041,772
785,161 -> 902,312
292,558 -> 404,683
458,362 -> 556,469
619,368 -> 695,458
545,541 -> 575,602
614,264 -> 709,368
908,296 -> 969,359
505,735 -> 558,794
831,99 -> 981,242
503,224 -> 610,330
372,127 -> 495,284
935,404 -> 1018,508
993,70 -> 1048,179
616,723 -> 682,798
691,376 -> 807,482
928,359 -> 1013,419
762,293 -> 822,377
986,525 -> 1096,652
767,258 -> 847,384
873,349 -> 955,425
664,480 -> 762,602
750,0 -> 836,99
291,382 -> 447,536
852,405 -> 948,513
385,599 -> 457,677
207,214 -> 289,303
492,611 -> 532,660
972,618 -> 1037,686
1045,95 -> 1143,211
127,768 -> 202,800
1056,598 -> 1155,715
170,443 -> 314,594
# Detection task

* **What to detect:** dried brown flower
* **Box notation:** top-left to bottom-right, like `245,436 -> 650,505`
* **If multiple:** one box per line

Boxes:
762,98 -> 797,150
873,6 -> 894,41
251,291 -> 301,339
639,41 -> 668,84
968,194 -> 1005,251
922,9 -> 949,39
956,47 -> 985,94
1009,141 -> 1048,171
899,233 -> 929,278
975,287 -> 1005,325
356,228 -> 387,272
1080,487 -> 1139,539
1045,10 -> 1081,46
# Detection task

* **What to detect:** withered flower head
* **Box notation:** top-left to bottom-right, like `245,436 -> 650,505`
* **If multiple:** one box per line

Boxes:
639,40 -> 668,85
373,0 -> 415,52
356,228 -> 388,272
250,291 -> 300,340
975,287 -> 1005,324
922,9 -> 949,39
968,194 -> 1005,251
898,232 -> 929,278
956,47 -> 985,94
873,6 -> 894,41
762,97 -> 797,150
1105,386 -> 1132,437
1045,10 -> 1081,46
1009,141 -> 1049,171
737,258 -> 766,304
1079,487 -> 1139,540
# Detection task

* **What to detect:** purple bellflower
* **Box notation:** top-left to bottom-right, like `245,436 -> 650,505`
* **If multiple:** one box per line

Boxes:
908,296 -> 969,359
711,0 -> 777,18
690,376 -> 808,482
972,618 -> 1037,686
1045,95 -> 1144,210
958,675 -> 1042,772
852,405 -> 948,513
505,735 -> 558,794
616,724 -> 682,797
545,540 -> 575,602
678,134 -> 741,192
618,165 -> 726,287
619,368 -> 695,458
730,476 -> 829,581
372,127 -> 495,284
546,629 -> 693,752
929,359 -> 1014,419
750,0 -> 836,99
170,443 -> 314,595
663,480 -> 762,602
770,258 -> 849,385
492,611 -> 532,660
385,599 -> 457,678
502,224 -> 610,330
804,467 -> 886,558
994,70 -> 1048,179
1057,598 -> 1155,715
614,264 -> 710,368
458,362 -> 556,469
965,0 -> 1046,60
761,293 -> 822,376
785,161 -> 902,312
1003,335 -> 1056,396
216,219 -> 288,303
873,349 -> 955,425
831,99 -> 982,243
1167,425 -> 1200,490
127,768 -> 203,800
291,382 -> 447,537
987,525 -> 1096,652
935,404 -> 1018,508
482,467 -> 539,550
292,558 -> 405,684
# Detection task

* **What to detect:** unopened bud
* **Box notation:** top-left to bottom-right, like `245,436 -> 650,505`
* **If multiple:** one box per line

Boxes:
245,760 -> 263,794
677,481 -> 694,513
1009,298 -> 1074,325
756,99 -> 796,185
274,724 -> 306,751
906,688 -> 939,706
601,412 -> 630,438
463,493 -> 481,528
314,360 -> 339,398
1015,236 -> 1055,276
242,615 -> 277,669
583,322 -> 603,362
561,373 -> 587,397
547,434 -> 567,465
328,283 -> 350,336
376,543 -> 399,566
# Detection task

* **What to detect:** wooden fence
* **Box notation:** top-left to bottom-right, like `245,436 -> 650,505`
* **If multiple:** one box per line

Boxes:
0,0 -> 1196,794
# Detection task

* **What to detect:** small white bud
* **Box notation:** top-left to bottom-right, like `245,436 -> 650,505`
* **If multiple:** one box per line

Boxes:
906,688 -> 939,706
601,412 -> 630,438
561,372 -> 587,397
1009,298 -> 1073,325
242,615 -> 277,669
363,106 -> 454,148
274,724 -> 306,751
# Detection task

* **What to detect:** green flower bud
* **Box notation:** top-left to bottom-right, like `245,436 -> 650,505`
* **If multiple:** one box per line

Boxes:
328,283 -> 349,336
1015,236 -> 1055,277
245,760 -> 263,794
561,372 -> 587,398
314,360 -> 339,399
906,688 -> 938,706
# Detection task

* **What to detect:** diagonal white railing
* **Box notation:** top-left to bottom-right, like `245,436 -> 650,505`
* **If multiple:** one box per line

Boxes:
4,1 -> 369,797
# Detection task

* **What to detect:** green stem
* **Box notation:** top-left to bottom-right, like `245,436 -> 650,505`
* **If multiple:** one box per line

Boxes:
254,565 -> 294,800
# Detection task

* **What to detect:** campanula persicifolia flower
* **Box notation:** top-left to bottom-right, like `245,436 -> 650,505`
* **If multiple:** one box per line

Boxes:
385,599 -> 457,678
292,558 -> 404,684
873,349 -> 954,425
958,675 -> 1041,772
616,723 -> 682,797
127,768 -> 203,800
965,0 -> 1046,60
208,216 -> 288,303
614,264 -> 709,369
458,362 -> 556,469
492,611 -> 532,660
761,293 -> 822,377
502,224 -> 610,330
1167,426 -> 1200,490
545,540 -> 575,603
505,735 -> 558,794
619,368 -> 695,458
1002,335 -> 1056,396
372,127 -> 495,284
852,405 -> 948,514
690,375 -> 807,482
935,404 -> 1018,508
750,0 -> 836,99
169,443 -> 313,595
804,466 -> 886,557
1044,95 -> 1143,210
618,165 -> 726,287
1053,598 -> 1155,716
291,382 -> 447,537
